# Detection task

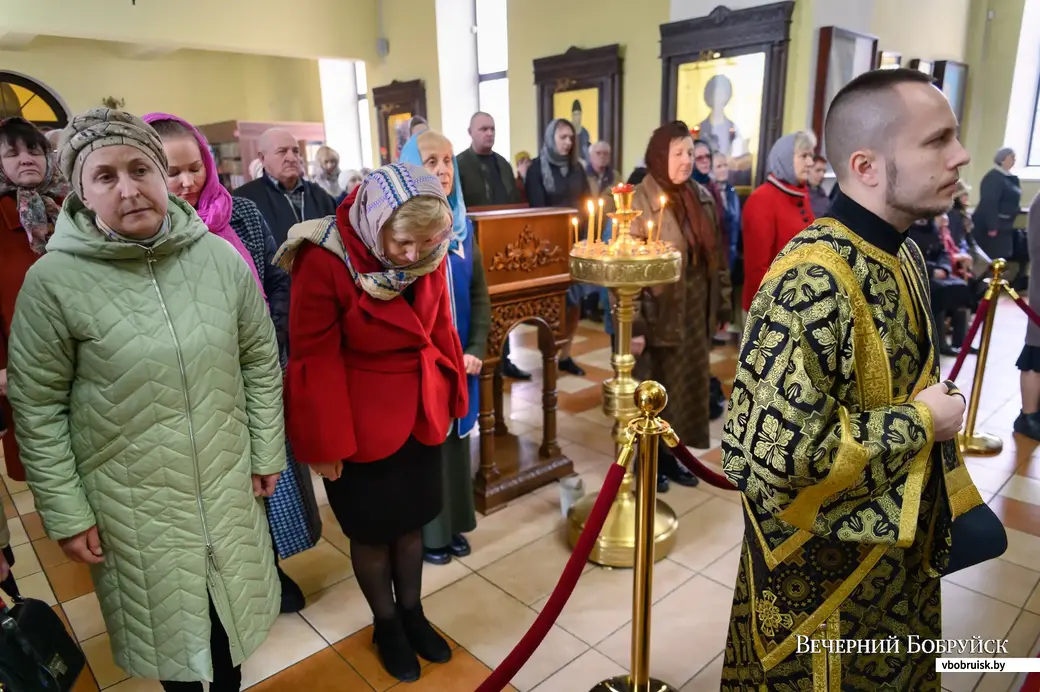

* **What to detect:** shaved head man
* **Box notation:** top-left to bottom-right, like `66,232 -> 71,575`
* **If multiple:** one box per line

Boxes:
825,68 -> 969,229
721,68 -> 978,691
234,127 -> 337,245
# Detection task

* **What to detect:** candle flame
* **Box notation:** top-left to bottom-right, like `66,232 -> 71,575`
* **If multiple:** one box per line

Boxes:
659,195 -> 667,206
587,200 -> 595,213
571,217 -> 578,226
598,198 -> 604,207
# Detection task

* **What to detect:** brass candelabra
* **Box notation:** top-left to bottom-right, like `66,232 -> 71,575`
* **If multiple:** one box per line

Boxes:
565,184 -> 682,567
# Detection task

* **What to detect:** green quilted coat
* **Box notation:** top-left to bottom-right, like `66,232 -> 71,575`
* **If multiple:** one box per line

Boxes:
7,194 -> 286,682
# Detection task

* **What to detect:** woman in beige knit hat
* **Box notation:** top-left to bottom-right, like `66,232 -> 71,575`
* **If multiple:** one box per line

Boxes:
7,108 -> 287,691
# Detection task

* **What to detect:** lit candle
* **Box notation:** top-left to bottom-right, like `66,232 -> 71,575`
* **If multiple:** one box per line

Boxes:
656,195 -> 667,241
597,198 -> 605,246
646,220 -> 654,244
571,216 -> 579,247
586,200 -> 596,244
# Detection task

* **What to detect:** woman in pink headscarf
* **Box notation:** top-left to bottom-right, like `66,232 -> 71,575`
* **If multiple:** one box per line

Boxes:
144,113 -> 321,615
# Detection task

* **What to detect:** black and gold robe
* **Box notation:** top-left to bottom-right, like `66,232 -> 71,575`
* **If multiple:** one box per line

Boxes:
721,194 -> 985,691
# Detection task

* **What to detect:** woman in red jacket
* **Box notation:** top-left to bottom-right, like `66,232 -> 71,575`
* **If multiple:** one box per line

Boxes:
275,163 -> 467,683
0,117 -> 69,481
740,131 -> 817,311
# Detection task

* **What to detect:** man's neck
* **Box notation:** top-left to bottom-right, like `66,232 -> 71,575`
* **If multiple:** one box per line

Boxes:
274,174 -> 300,190
844,189 -> 912,232
593,164 -> 607,175
472,144 -> 492,156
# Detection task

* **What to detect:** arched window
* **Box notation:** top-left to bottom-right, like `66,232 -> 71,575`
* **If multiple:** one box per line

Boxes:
0,72 -> 70,130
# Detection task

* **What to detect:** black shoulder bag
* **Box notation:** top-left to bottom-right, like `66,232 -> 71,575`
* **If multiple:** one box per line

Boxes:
0,594 -> 86,692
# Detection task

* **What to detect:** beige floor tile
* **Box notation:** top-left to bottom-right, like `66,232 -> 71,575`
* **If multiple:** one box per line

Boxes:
317,504 -> 349,551
459,496 -> 561,571
4,476 -> 28,494
13,570 -> 57,605
946,555 -> 1040,607
679,652 -> 724,691
533,559 -> 694,646
11,540 -> 41,577
667,497 -> 744,572
63,591 -> 106,642
574,407 -> 614,429
662,483 -> 714,517
573,347 -> 614,371
104,678 -> 164,692
940,582 -> 1022,692
280,539 -> 353,597
556,375 -> 598,394
7,516 -> 28,546
596,575 -> 732,687
1026,580 -> 1040,614
80,633 -> 130,688
480,532 -> 593,606
529,649 -> 626,692
240,613 -> 328,688
11,489 -> 35,515
1002,528 -> 1040,572
998,474 -> 1040,505
965,464 -> 1013,494
422,573 -> 589,691
701,545 -> 741,589
974,609 -> 1040,692
422,557 -> 472,598
299,576 -> 375,644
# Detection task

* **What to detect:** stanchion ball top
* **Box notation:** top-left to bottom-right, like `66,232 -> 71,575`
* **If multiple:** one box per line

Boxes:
635,381 -> 668,416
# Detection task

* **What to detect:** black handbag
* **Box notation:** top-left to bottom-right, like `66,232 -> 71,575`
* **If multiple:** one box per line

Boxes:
0,596 -> 86,692
944,502 -> 1008,575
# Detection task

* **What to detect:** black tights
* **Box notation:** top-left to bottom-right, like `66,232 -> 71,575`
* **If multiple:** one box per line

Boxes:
350,530 -> 424,620
160,600 -> 241,692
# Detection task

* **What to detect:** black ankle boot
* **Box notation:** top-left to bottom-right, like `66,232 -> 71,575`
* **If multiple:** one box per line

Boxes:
373,614 -> 421,682
399,604 -> 452,664
277,565 -> 305,614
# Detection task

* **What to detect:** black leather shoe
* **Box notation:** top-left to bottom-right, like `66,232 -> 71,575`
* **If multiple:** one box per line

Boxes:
449,534 -> 471,558
423,547 -> 452,565
373,615 -> 421,682
277,565 -> 305,613
666,464 -> 700,487
501,359 -> 532,380
1014,412 -> 1040,443
939,344 -> 960,357
657,474 -> 670,493
559,357 -> 586,376
399,605 -> 452,664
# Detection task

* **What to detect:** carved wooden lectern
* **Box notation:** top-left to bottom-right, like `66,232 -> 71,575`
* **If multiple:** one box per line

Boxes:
468,206 -> 576,514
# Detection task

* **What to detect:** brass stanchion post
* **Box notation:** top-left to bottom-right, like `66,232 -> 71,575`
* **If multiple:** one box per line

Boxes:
959,258 -> 1007,456
591,381 -> 677,692
566,185 -> 681,567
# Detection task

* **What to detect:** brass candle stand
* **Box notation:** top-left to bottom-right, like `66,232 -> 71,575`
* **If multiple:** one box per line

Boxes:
565,184 -> 682,567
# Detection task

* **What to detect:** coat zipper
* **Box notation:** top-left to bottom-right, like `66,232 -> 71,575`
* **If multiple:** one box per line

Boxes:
145,250 -> 214,554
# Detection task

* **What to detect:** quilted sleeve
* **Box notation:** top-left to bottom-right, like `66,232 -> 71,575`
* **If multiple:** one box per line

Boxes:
6,270 -> 96,540
236,254 -> 287,476
285,244 -> 357,463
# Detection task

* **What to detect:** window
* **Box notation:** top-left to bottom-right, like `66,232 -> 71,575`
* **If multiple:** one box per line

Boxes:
0,72 -> 69,129
475,0 -> 510,157
356,62 -> 374,170
1003,0 -> 1040,176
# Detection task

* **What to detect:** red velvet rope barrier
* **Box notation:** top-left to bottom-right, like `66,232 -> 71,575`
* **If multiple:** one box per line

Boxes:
474,462 -> 628,692
668,441 -> 736,490
946,297 -> 991,382
1013,295 -> 1040,329
1024,669 -> 1040,692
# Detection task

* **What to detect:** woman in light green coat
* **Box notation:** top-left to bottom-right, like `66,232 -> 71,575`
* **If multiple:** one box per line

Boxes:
6,109 -> 286,692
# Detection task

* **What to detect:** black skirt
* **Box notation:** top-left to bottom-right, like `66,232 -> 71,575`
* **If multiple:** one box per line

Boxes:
324,436 -> 443,546
1017,345 -> 1040,373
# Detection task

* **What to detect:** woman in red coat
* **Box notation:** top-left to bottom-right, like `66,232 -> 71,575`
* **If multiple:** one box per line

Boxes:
0,117 -> 69,481
740,131 -> 817,312
275,163 -> 466,684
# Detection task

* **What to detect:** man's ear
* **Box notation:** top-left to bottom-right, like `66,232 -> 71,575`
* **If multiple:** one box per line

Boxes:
849,149 -> 882,188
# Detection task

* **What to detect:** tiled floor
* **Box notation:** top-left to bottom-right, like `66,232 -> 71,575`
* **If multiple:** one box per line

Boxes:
3,299 -> 1040,691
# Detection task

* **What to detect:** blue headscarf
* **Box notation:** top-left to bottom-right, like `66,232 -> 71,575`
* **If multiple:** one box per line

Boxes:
399,132 -> 469,253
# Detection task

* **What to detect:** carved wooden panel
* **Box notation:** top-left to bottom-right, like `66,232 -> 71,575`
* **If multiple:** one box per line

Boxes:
487,296 -> 565,358
659,3 -> 794,188
488,226 -> 566,273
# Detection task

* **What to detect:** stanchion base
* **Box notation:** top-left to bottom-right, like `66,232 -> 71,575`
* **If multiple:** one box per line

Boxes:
566,490 -> 678,568
588,675 -> 678,691
958,431 -> 1004,457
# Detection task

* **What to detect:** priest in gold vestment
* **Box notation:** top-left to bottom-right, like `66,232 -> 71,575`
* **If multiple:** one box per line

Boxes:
721,68 -> 982,690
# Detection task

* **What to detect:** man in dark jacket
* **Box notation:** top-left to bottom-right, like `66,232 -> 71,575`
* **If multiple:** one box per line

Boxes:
456,112 -> 530,380
233,128 -> 337,246
457,112 -> 520,209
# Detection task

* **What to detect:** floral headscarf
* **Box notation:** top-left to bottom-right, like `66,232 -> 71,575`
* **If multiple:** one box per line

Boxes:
0,117 -> 70,254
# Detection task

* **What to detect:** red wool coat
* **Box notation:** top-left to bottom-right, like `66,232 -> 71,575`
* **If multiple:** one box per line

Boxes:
1,194 -> 51,481
284,197 -> 467,464
740,178 -> 815,312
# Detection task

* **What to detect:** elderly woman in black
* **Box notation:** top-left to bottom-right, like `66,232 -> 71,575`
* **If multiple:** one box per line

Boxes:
973,147 -> 1022,264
